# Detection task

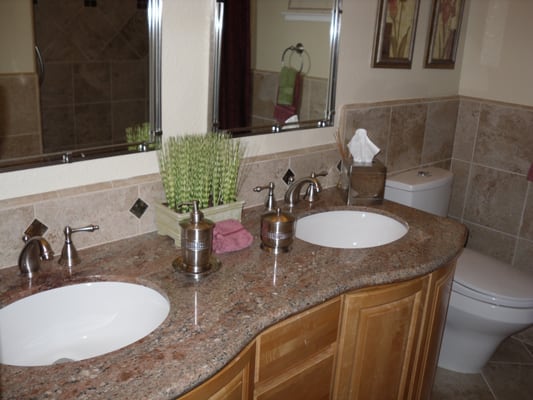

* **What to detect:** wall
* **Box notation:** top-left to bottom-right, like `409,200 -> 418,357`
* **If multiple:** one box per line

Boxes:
449,0 -> 533,272
0,0 -> 465,200
1,0 -> 531,266
458,0 -> 533,107
450,98 -> 532,272
254,0 -> 330,78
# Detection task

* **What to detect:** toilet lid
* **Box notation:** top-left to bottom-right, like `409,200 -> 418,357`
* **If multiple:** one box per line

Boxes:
453,248 -> 533,308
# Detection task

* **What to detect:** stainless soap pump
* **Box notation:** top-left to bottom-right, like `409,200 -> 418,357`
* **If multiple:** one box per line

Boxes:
174,200 -> 219,276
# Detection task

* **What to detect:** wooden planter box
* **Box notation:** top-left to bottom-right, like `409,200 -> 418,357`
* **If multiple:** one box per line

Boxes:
154,201 -> 245,246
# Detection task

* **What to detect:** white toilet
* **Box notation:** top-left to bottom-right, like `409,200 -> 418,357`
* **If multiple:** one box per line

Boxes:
384,167 -> 533,373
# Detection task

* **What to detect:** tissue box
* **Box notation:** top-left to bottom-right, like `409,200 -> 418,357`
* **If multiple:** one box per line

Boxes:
346,160 -> 386,205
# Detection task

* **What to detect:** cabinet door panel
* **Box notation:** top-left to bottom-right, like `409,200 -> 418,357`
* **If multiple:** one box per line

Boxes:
411,262 -> 455,399
179,343 -> 255,400
255,353 -> 334,400
256,298 -> 340,383
333,276 -> 428,400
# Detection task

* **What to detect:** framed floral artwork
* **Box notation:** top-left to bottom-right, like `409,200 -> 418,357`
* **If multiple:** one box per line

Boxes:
425,0 -> 466,68
372,0 -> 421,68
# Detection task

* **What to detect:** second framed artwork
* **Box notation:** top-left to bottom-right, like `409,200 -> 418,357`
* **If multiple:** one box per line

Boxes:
372,0 -> 421,68
425,0 -> 466,68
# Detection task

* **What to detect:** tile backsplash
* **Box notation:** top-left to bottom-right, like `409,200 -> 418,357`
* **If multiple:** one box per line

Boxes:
450,98 -> 533,272
1,96 -> 531,273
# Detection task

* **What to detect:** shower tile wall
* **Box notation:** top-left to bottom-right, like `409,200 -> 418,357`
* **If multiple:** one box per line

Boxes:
0,73 -> 42,159
34,0 -> 148,153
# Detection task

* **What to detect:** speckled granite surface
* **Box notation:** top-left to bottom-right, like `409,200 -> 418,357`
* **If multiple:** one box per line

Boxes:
0,190 -> 467,400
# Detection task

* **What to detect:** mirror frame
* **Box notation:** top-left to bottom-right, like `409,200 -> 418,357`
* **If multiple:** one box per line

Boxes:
0,0 -> 162,173
212,0 -> 342,136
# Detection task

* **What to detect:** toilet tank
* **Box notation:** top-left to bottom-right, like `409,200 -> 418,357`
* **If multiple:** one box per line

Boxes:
384,167 -> 453,217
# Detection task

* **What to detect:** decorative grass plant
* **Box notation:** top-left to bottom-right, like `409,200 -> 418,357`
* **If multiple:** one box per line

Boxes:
158,132 -> 244,212
125,122 -> 156,151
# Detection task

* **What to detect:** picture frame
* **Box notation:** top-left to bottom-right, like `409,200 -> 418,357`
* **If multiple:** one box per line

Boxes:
372,0 -> 421,68
425,0 -> 466,68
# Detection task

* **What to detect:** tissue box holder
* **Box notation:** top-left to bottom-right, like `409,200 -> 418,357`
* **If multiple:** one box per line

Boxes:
344,160 -> 386,205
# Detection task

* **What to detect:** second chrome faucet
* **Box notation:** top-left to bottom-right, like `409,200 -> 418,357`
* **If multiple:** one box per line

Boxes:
284,171 -> 327,207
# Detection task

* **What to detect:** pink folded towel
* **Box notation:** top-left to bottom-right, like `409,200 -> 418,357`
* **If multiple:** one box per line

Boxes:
212,219 -> 253,254
528,163 -> 533,182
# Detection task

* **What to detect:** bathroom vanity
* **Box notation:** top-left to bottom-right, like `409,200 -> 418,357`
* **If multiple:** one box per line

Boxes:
0,190 -> 467,400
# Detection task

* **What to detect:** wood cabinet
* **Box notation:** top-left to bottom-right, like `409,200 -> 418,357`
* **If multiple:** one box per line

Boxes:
177,262 -> 455,400
332,275 -> 429,399
254,298 -> 341,400
179,342 -> 255,400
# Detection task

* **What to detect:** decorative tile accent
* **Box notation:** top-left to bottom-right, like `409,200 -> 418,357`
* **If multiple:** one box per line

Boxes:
130,198 -> 148,219
282,169 -> 295,185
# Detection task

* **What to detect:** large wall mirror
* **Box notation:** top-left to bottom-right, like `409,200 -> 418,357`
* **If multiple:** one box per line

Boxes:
0,0 -> 161,172
212,0 -> 341,136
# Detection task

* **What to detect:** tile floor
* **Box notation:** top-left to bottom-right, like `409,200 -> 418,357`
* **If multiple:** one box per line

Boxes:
431,329 -> 533,400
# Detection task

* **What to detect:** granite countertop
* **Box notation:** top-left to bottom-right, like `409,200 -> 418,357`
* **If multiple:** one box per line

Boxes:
0,190 -> 467,400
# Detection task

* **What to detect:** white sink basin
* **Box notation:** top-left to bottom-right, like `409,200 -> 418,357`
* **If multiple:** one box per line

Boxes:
295,210 -> 408,249
0,281 -> 170,367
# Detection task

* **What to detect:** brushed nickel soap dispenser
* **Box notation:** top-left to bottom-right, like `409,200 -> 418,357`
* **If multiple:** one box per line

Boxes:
172,200 -> 220,276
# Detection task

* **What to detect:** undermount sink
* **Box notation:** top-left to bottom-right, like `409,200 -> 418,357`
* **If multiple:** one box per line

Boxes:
295,210 -> 408,249
0,281 -> 170,367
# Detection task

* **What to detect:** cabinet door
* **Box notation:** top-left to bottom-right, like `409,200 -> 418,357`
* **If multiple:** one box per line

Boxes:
332,276 -> 429,400
254,298 -> 341,400
411,262 -> 455,399
179,342 -> 255,400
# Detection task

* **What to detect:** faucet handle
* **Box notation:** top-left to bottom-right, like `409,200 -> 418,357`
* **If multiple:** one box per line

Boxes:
58,224 -> 99,267
311,170 -> 328,178
253,182 -> 276,211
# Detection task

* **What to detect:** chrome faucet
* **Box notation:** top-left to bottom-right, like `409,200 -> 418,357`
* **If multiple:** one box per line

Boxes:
284,171 -> 327,207
18,235 -> 54,277
59,225 -> 99,267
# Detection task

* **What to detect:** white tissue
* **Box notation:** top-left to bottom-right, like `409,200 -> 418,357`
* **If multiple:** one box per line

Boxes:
347,128 -> 380,164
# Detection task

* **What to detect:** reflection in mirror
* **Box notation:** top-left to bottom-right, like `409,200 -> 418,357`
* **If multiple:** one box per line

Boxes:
212,0 -> 341,136
0,0 -> 162,172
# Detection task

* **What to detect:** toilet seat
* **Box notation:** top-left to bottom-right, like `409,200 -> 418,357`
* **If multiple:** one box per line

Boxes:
453,248 -> 533,309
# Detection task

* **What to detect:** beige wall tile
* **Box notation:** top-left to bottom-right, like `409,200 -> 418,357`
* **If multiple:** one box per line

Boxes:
514,239 -> 533,273
422,100 -> 459,164
388,103 -> 427,172
464,165 -> 527,235
520,186 -> 533,241
342,106 -> 390,165
474,103 -> 533,174
238,157 -> 290,207
0,205 -> 35,269
449,160 -> 470,219
138,179 -> 166,234
34,186 -> 140,254
464,222 -> 516,265
453,99 -> 480,162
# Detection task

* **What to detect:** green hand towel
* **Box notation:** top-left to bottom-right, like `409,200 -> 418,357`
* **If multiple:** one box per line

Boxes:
277,66 -> 298,106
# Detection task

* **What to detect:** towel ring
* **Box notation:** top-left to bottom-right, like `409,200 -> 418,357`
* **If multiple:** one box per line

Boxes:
281,43 -> 305,72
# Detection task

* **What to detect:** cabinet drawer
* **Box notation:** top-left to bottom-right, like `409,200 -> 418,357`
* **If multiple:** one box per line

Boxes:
255,352 -> 334,400
255,297 -> 340,383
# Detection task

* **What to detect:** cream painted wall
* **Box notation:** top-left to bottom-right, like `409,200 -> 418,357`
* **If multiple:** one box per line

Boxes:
255,0 -> 330,78
0,0 -> 490,201
0,0 -> 34,73
458,0 -> 533,107
335,0 -> 464,105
